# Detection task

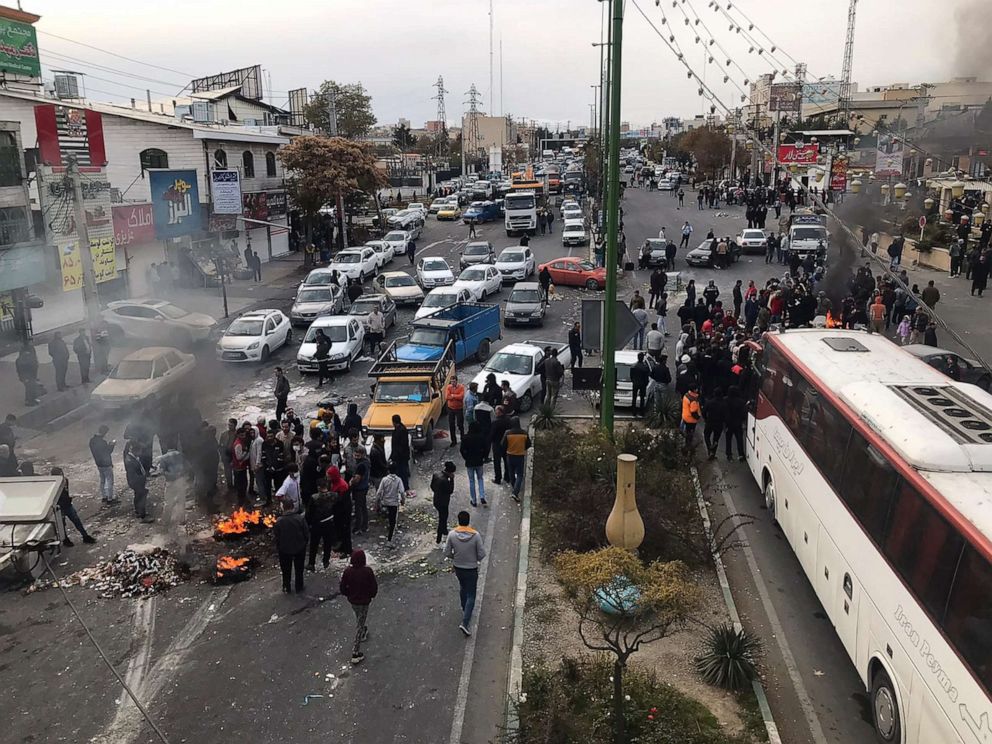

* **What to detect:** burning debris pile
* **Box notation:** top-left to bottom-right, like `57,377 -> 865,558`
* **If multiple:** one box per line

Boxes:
214,507 -> 277,540
29,547 -> 189,598
215,555 -> 253,584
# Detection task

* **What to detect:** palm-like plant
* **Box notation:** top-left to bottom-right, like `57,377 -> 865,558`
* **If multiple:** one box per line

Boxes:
695,623 -> 761,691
532,401 -> 560,431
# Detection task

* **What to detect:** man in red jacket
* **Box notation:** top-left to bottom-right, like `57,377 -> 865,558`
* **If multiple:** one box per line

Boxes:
340,549 -> 378,665
445,375 -> 466,446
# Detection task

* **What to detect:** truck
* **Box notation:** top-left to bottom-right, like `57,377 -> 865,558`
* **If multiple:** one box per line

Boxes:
783,211 -> 829,259
362,341 -> 454,451
504,189 -> 539,236
462,200 -> 502,224
395,301 -> 502,364
469,340 -> 572,413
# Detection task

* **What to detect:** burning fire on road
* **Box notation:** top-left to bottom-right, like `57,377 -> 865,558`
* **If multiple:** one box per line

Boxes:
213,507 -> 277,540
825,311 -> 842,329
215,555 -> 253,583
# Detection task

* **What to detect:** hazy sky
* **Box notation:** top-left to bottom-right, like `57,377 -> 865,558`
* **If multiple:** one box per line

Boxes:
25,0 -> 981,129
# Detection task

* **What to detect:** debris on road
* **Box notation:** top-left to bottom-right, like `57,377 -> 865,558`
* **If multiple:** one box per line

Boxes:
27,546 -> 189,598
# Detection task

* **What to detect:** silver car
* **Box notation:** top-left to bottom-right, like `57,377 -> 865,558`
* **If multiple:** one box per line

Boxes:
459,241 -> 495,269
347,294 -> 397,331
290,285 -> 343,326
503,281 -> 545,326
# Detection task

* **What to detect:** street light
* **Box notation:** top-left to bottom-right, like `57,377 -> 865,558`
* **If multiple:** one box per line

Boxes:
951,180 -> 966,198
851,178 -> 863,194
894,182 -> 907,200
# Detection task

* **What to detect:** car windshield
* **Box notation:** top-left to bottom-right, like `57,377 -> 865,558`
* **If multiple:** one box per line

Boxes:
227,319 -> 264,336
375,381 -> 431,403
505,194 -> 535,210
409,328 -> 448,346
792,227 -> 826,241
349,299 -> 378,315
485,352 -> 532,376
616,364 -> 632,383
297,288 -> 334,304
564,225 -> 583,233
577,261 -> 596,271
460,268 -> 487,281
499,251 -> 524,263
509,289 -> 541,303
384,274 -> 416,288
423,260 -> 448,272
157,303 -> 188,319
464,244 -> 489,255
742,231 -> 764,239
111,360 -> 153,380
304,272 -> 336,286
423,292 -> 455,308
645,240 -> 665,250
334,253 -> 361,264
384,231 -> 406,241
305,325 -> 348,343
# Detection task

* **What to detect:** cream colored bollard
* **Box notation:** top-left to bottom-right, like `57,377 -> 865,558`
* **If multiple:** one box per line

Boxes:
605,453 -> 644,549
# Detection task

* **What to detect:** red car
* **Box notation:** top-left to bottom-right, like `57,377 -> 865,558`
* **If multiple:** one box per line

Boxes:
539,257 -> 607,290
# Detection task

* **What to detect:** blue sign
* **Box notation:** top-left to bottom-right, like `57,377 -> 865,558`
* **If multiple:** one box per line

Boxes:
149,169 -> 201,239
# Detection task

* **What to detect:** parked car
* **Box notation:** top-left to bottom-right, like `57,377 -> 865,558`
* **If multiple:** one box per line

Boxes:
494,246 -> 536,283
382,230 -> 414,258
429,197 -> 456,214
736,229 -> 768,255
470,341 -> 571,413
217,309 -> 293,363
459,241 -> 496,269
641,238 -> 669,267
329,247 -> 379,282
453,265 -> 502,301
538,257 -> 607,290
503,281 -> 545,326
462,201 -> 501,223
348,293 -> 397,331
374,271 -> 425,306
417,257 -> 455,289
290,285 -> 344,326
685,238 -> 741,267
387,209 -> 424,235
561,219 -> 588,248
101,299 -> 215,347
406,203 -> 428,218
414,286 -> 472,321
562,205 -> 583,222
364,240 -> 394,269
92,347 -> 195,409
902,345 -> 992,390
297,316 -> 365,374
436,203 -> 462,220
298,268 -> 348,295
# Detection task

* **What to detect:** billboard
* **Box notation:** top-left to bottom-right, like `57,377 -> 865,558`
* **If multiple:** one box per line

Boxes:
58,238 -> 117,292
830,159 -> 848,192
112,203 -> 155,247
288,88 -> 308,127
190,65 -> 263,101
34,105 -> 107,167
242,191 -> 269,222
210,170 -> 242,214
768,83 -> 802,113
777,143 -> 819,165
149,170 -> 202,239
0,18 -> 39,77
802,79 -> 843,107
875,133 -> 904,177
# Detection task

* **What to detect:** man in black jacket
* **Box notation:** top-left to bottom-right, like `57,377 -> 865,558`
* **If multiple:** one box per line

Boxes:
489,406 -> 511,485
568,322 -> 583,369
273,498 -> 309,593
431,461 -> 456,544
48,331 -> 70,391
630,353 -> 650,416
273,367 -> 291,421
89,425 -> 117,504
459,421 -> 489,507
724,386 -> 747,462
390,415 -> 411,491
703,388 -> 727,460
15,341 -> 39,406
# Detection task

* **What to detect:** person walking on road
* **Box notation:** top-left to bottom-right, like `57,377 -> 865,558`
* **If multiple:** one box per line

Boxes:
73,330 -> 91,384
348,447 -> 371,535
48,331 -> 70,391
390,415 -> 412,492
306,480 -> 335,569
972,254 -> 990,297
544,349 -> 565,407
406,238 -> 416,264
340,549 -> 378,665
468,218 -> 478,239
460,421 -> 488,507
921,280 -> 940,309
679,221 -> 693,250
445,375 -> 466,446
501,417 -> 531,503
375,464 -> 405,544
489,406 -> 511,485
51,466 -> 96,545
89,425 -> 117,504
273,497 -> 309,594
16,341 -> 40,406
273,367 -> 290,422
568,322 -> 583,369
724,386 -> 747,462
314,328 -> 332,388
677,188 -> 685,208
123,441 -> 150,521
444,510 -> 486,637
431,461 -> 456,545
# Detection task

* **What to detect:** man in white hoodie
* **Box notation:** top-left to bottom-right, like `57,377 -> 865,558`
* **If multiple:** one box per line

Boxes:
444,510 -> 487,637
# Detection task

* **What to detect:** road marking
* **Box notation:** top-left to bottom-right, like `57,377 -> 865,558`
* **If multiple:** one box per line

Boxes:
447,483 -> 502,744
711,465 -> 829,744
416,239 -> 452,258
118,597 -> 156,707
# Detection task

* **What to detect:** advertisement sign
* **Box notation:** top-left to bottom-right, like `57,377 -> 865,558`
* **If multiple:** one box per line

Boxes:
875,134 -> 904,178
0,18 -> 40,77
59,243 -> 82,292
777,143 -> 819,165
208,214 -> 239,233
59,238 -> 118,292
802,79 -> 842,107
242,191 -> 269,222
210,170 -> 242,214
266,191 -> 288,217
768,83 -> 802,113
112,203 -> 155,247
38,165 -> 115,247
149,169 -> 201,239
34,105 -> 106,167
830,159 -> 848,192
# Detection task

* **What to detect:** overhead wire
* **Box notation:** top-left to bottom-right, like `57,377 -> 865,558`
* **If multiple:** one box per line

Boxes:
39,48 -> 188,89
37,29 -> 195,78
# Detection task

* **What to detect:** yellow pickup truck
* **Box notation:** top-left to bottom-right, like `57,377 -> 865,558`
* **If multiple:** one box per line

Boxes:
362,339 -> 454,451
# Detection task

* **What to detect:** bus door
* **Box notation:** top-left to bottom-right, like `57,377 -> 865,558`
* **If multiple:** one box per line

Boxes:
742,341 -> 764,453
816,528 -> 860,661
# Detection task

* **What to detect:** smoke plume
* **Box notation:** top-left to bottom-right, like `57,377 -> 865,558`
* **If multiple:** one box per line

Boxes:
953,0 -> 992,78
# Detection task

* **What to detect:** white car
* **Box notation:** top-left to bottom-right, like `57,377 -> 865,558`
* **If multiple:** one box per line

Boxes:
417,257 -> 455,289
494,246 -> 536,283
561,200 -> 580,212
561,219 -> 587,248
453,265 -> 502,301
382,230 -> 413,258
407,203 -> 428,218
429,198 -> 450,214
470,342 -> 571,413
297,316 -> 365,374
290,285 -> 343,326
329,247 -> 379,282
217,309 -> 293,363
387,210 -> 423,237
374,271 -> 424,306
414,286 -> 472,321
736,228 -> 769,255
92,347 -> 195,409
363,240 -> 393,269
298,267 -> 348,295
101,299 -> 215,347
562,205 -> 583,222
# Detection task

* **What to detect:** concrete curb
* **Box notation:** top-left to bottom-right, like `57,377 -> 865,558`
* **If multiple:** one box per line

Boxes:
691,465 -> 782,744
503,423 -> 535,735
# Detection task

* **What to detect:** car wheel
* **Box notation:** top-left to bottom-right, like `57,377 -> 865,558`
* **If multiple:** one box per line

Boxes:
763,474 -> 776,521
871,668 -> 901,743
585,279 -> 600,290
359,272 -> 366,283
286,328 -> 294,344
345,352 -> 353,372
477,339 -> 492,362
424,422 -> 435,451
480,288 -> 488,300
260,345 -> 270,363
520,390 -> 534,413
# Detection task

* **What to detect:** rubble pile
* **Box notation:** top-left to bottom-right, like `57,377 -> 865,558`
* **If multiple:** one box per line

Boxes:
29,547 -> 189,598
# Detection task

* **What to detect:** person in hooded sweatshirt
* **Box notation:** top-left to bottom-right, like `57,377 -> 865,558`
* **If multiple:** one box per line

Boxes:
273,498 -> 309,594
306,479 -> 336,571
326,466 -> 353,557
444,510 -> 487,636
431,461 -> 456,545
339,549 -> 378,665
375,463 -> 406,544
342,403 -> 363,437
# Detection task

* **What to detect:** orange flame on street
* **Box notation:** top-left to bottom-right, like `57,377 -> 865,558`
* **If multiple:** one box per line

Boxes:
215,555 -> 250,578
215,508 -> 273,535
825,311 -> 842,329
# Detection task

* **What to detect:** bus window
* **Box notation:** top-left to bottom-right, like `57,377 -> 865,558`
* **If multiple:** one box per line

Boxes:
944,547 -> 992,692
802,395 -> 851,488
883,480 -> 964,620
761,347 -> 792,411
840,432 -> 897,543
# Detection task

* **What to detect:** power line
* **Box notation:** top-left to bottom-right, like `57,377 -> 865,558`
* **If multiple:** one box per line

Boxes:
37,29 -> 195,78
40,64 -> 180,98
40,48 -> 187,89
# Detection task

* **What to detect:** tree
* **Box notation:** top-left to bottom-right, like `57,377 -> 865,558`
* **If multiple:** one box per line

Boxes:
681,128 -> 732,181
393,123 -> 415,149
554,547 -> 700,744
277,135 -> 387,251
304,81 -> 377,139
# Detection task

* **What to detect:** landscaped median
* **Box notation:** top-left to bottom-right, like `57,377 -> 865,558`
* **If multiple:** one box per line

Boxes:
505,420 -> 770,744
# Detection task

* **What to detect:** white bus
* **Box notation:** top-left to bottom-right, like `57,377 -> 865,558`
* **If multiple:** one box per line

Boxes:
745,329 -> 992,744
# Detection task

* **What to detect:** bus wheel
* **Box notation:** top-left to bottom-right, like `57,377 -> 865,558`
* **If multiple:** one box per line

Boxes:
871,668 -> 901,743
763,475 -> 776,519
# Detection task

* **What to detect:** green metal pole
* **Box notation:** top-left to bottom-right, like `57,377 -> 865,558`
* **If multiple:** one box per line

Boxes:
600,0 -> 623,434
600,1 -> 612,231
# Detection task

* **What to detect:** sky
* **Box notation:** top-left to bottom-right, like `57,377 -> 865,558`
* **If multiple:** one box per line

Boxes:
21,0 -> 982,130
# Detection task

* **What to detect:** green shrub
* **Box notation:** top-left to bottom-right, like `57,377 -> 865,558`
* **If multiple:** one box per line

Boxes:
696,624 -> 761,691
532,401 -> 562,431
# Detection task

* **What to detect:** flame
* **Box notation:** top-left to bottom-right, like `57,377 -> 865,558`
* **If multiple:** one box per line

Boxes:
215,507 -> 270,535
825,310 -> 842,329
216,555 -> 249,577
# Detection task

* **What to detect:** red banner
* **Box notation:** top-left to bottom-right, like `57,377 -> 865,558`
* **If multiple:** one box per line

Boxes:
112,203 -> 155,247
777,143 -> 819,165
830,160 -> 848,192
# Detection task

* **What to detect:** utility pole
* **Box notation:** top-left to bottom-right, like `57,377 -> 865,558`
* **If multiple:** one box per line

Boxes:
601,2 -> 614,230
489,0 -> 494,115
66,156 -> 102,345
840,0 -> 858,120
327,90 -> 338,137
601,0 -> 623,435
432,76 -> 450,160
465,84 -> 482,174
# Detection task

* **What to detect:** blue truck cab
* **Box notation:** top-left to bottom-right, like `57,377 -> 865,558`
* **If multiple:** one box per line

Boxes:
395,302 -> 501,364
463,201 -> 502,224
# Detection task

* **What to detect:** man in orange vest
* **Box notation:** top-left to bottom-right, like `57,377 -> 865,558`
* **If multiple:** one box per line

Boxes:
681,384 -> 702,454
445,374 -> 466,446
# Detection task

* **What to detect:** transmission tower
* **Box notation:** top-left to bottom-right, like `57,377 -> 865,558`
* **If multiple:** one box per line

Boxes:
432,76 -> 449,159
464,83 -> 483,173
840,0 -> 858,119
